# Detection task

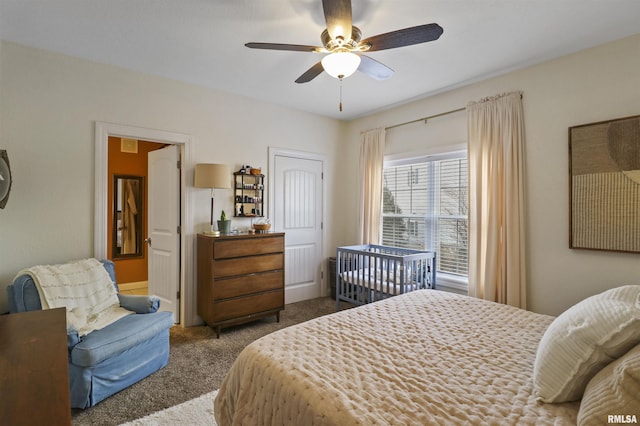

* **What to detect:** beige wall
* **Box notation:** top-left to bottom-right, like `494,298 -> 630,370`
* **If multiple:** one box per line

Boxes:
0,40 -> 346,314
2,34 -> 639,317
342,34 -> 640,316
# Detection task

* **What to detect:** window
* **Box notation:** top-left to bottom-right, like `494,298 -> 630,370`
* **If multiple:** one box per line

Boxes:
382,153 -> 468,279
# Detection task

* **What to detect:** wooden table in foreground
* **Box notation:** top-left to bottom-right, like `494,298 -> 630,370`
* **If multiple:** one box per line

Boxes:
0,308 -> 71,425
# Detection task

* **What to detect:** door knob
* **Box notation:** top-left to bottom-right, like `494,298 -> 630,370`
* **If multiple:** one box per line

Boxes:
144,238 -> 151,246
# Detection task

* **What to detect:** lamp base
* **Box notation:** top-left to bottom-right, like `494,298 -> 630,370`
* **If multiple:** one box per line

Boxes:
203,230 -> 221,237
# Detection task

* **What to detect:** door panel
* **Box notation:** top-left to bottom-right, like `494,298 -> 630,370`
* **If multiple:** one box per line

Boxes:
148,145 -> 180,321
273,155 -> 323,303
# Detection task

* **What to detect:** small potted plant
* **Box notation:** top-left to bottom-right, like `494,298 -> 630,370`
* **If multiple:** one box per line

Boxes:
217,210 -> 231,235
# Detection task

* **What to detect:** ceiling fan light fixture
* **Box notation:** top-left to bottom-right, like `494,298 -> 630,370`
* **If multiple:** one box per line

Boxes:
321,51 -> 361,79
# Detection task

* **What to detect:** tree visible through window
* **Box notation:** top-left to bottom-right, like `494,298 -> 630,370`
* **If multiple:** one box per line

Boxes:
382,155 -> 468,277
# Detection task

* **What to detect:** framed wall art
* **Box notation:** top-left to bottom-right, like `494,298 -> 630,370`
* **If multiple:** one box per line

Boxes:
569,114 -> 640,253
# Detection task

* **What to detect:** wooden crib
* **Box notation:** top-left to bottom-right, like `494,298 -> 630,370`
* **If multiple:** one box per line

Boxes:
336,244 -> 436,308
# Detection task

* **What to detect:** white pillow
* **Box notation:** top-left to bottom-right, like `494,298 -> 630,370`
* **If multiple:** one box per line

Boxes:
578,343 -> 640,426
533,285 -> 640,403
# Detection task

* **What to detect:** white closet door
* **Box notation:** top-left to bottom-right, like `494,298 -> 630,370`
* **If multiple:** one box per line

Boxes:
272,154 -> 324,303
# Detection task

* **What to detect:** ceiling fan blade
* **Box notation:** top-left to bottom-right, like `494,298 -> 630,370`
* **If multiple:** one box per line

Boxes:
322,0 -> 352,41
360,23 -> 443,52
295,61 -> 325,83
357,55 -> 394,80
245,42 -> 321,52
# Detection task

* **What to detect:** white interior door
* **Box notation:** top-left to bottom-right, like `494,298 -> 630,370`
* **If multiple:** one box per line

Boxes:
148,145 -> 180,321
273,154 -> 324,303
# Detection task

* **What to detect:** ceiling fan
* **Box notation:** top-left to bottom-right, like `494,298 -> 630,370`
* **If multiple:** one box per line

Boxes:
245,0 -> 444,84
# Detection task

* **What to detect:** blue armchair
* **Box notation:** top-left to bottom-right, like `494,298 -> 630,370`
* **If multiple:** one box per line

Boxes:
6,259 -> 175,409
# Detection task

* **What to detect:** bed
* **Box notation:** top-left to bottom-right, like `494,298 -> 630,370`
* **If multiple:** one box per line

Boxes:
336,244 -> 436,308
214,290 -> 583,425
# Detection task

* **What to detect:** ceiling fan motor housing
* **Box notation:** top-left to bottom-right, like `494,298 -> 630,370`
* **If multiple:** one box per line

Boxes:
321,26 -> 363,52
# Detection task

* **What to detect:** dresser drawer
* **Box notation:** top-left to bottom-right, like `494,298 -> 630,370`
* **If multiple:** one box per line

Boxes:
211,289 -> 283,322
213,253 -> 283,278
213,236 -> 284,259
213,271 -> 283,300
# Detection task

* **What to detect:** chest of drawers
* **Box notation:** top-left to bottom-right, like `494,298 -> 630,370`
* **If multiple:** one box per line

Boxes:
197,232 -> 285,337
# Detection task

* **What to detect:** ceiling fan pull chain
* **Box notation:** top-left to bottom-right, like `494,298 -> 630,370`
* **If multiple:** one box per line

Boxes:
339,77 -> 343,112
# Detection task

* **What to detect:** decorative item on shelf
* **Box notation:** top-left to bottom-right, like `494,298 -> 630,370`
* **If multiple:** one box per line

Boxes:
217,210 -> 231,235
194,163 -> 231,235
253,219 -> 271,234
239,164 -> 257,174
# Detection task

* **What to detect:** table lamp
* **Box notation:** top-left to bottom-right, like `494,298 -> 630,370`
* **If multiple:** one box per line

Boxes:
194,163 -> 231,235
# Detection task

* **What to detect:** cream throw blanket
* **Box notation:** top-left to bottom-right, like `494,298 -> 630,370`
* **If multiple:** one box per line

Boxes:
17,258 -> 133,336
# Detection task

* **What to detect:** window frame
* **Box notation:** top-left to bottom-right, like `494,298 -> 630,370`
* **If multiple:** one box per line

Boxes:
382,148 -> 469,293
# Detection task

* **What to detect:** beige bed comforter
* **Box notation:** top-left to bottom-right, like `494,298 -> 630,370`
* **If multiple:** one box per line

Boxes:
214,290 -> 578,425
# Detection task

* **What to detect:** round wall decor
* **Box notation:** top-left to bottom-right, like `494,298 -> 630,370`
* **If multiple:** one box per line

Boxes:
0,149 -> 12,209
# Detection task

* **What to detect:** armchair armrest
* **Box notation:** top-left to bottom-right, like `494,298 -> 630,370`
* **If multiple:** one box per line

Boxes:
67,330 -> 80,349
117,294 -> 160,314
6,276 -> 43,313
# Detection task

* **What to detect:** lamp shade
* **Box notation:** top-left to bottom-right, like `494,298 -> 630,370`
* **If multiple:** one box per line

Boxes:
321,52 -> 361,79
194,163 -> 230,189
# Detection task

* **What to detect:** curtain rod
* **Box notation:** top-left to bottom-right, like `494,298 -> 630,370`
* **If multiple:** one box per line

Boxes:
385,93 -> 523,131
385,107 -> 465,130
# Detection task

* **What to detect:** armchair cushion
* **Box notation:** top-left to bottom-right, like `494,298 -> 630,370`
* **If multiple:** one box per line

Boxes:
71,310 -> 174,367
117,294 -> 160,314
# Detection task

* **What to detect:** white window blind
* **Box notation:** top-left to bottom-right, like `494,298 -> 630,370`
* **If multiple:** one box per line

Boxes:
382,155 -> 468,277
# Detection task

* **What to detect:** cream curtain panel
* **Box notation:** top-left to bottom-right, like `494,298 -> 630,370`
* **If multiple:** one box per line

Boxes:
467,91 -> 526,308
357,128 -> 385,244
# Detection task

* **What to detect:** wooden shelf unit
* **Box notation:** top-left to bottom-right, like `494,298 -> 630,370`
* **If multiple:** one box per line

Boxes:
234,172 -> 264,218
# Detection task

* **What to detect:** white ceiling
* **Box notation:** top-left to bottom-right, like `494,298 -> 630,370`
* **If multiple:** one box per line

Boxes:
1,0 -> 639,120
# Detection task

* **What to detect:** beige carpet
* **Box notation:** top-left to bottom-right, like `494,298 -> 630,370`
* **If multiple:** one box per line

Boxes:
72,296 -> 340,425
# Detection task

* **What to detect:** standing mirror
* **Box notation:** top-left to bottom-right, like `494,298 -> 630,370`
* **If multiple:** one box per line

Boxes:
113,175 -> 144,258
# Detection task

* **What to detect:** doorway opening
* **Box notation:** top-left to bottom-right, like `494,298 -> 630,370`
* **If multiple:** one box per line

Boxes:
94,122 -> 196,326
107,137 -> 166,296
